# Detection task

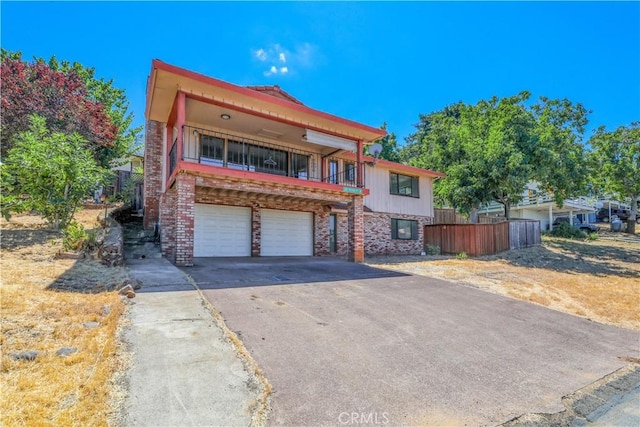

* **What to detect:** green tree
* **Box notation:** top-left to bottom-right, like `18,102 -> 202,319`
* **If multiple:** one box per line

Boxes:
402,92 -> 536,220
4,115 -> 108,229
0,49 -> 142,168
402,92 -> 590,221
589,122 -> 640,234
530,97 -> 590,206
39,54 -> 143,168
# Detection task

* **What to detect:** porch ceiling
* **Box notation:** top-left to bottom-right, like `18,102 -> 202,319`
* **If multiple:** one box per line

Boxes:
185,99 -> 338,155
195,186 -> 349,206
146,60 -> 386,143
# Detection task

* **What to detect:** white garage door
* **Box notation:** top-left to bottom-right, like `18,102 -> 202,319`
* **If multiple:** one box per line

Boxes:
261,210 -> 313,256
194,204 -> 251,257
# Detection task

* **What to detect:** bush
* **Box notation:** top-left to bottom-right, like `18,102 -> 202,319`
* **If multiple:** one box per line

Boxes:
425,244 -> 441,255
456,252 -> 468,259
549,222 -> 587,239
62,221 -> 88,251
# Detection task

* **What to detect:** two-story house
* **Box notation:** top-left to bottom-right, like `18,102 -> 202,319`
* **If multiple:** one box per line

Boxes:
143,60 -> 443,266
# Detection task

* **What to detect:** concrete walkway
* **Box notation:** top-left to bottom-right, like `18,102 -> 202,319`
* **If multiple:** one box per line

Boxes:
121,232 -> 261,426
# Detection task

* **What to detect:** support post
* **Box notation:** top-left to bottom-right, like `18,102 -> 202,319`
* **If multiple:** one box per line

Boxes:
356,140 -> 364,188
348,195 -> 364,262
176,91 -> 186,162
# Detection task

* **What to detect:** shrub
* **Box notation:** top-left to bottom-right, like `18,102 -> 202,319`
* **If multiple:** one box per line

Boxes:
425,244 -> 441,255
62,221 -> 88,251
456,252 -> 468,259
549,222 -> 587,239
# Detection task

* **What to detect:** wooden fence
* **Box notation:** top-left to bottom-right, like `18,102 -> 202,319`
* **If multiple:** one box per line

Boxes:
424,219 -> 540,256
433,208 -> 468,224
508,220 -> 541,250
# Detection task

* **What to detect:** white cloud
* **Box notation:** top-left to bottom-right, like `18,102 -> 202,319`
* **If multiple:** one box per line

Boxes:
254,48 -> 267,61
253,42 -> 316,77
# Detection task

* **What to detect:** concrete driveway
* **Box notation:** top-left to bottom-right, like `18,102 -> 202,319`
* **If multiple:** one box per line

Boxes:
184,257 -> 640,426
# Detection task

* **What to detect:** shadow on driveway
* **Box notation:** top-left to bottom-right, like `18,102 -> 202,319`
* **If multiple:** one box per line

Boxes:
182,256 -> 409,289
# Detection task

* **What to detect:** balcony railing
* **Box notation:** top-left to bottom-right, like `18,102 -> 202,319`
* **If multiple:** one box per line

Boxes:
481,191 -> 597,213
177,125 -> 363,188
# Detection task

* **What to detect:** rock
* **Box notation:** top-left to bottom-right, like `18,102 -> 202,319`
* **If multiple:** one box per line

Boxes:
126,290 -> 136,298
133,279 -> 143,290
56,347 -> 78,357
102,305 -> 111,316
118,284 -> 134,295
10,350 -> 39,361
83,321 -> 100,329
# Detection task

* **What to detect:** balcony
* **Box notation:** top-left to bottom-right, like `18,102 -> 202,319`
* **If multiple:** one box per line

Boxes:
168,125 -> 363,188
481,191 -> 596,213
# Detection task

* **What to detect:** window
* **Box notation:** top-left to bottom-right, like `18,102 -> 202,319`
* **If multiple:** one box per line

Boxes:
329,160 -> 338,184
200,135 -> 224,165
345,162 -> 356,183
390,172 -> 419,197
292,153 -> 309,179
329,214 -> 337,253
391,219 -> 418,240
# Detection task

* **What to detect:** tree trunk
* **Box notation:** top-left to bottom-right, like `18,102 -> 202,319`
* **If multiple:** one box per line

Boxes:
626,194 -> 638,235
469,207 -> 479,223
503,202 -> 511,219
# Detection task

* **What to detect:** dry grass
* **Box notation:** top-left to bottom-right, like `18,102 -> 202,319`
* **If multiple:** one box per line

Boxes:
367,235 -> 640,330
1,209 -> 129,426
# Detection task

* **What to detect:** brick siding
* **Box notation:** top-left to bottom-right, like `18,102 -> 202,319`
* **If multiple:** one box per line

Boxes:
364,212 -> 434,255
143,120 -> 164,229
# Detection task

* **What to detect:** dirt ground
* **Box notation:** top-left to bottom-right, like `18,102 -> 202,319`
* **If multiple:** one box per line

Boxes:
367,233 -> 640,330
0,208 -> 129,426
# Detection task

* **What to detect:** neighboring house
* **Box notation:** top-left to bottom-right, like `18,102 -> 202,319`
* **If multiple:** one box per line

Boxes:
478,182 -> 596,230
143,60 -> 443,266
107,152 -> 144,196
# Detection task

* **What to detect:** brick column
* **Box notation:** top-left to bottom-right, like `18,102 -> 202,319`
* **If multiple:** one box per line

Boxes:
159,189 -> 176,262
314,210 -> 330,256
348,195 -> 365,262
251,206 -> 261,257
175,173 -> 195,266
143,120 -> 164,230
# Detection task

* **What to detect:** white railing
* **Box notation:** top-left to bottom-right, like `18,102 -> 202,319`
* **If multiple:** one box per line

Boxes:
481,191 -> 597,213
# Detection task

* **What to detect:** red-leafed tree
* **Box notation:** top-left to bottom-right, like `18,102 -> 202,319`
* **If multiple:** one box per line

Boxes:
1,52 -> 118,164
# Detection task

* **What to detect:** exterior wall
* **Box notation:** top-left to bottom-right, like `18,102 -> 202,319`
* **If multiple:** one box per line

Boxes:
364,165 -> 434,217
175,174 -> 196,266
143,120 -> 164,229
194,187 -> 331,257
364,212 -> 434,255
159,188 -> 176,262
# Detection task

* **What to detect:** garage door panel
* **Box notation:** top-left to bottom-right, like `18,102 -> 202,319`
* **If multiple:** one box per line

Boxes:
194,204 -> 251,257
261,210 -> 313,256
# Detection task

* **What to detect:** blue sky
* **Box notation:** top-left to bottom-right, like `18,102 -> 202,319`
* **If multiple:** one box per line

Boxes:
2,1 -> 639,144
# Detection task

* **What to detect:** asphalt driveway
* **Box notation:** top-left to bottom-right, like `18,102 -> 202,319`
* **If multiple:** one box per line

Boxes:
184,257 -> 640,426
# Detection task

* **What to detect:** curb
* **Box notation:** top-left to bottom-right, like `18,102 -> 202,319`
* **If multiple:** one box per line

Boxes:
501,363 -> 640,426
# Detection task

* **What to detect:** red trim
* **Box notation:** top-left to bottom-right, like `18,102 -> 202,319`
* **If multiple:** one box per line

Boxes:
341,152 -> 446,178
150,59 -> 386,139
176,92 -> 186,162
356,140 -> 364,187
174,161 -> 370,196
